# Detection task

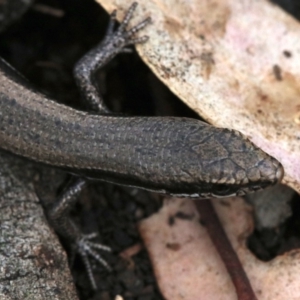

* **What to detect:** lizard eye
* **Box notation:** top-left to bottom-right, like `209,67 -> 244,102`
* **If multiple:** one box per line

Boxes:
213,184 -> 232,196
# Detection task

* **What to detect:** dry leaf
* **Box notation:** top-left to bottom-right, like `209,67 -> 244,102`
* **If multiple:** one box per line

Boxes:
96,0 -> 300,194
139,198 -> 300,300
94,1 -> 300,298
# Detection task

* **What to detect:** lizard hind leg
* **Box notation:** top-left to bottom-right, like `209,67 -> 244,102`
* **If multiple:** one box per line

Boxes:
48,178 -> 112,290
75,233 -> 112,291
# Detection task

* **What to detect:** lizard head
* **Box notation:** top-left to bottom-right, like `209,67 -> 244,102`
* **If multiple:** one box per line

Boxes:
166,123 -> 284,199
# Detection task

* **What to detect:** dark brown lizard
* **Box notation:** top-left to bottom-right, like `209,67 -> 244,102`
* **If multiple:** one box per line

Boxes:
0,2 -> 284,289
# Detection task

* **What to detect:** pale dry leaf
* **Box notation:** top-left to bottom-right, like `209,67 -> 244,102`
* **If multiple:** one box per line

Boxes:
93,1 -> 300,298
139,197 -> 300,300
96,0 -> 300,193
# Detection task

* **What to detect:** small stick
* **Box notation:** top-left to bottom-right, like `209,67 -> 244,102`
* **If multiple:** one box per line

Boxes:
196,199 -> 258,300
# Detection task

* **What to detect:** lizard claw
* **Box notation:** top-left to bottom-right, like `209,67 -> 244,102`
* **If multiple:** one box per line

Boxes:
102,2 -> 151,52
72,233 -> 112,290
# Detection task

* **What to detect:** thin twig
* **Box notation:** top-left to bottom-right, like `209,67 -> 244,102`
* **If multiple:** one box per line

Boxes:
196,199 -> 257,300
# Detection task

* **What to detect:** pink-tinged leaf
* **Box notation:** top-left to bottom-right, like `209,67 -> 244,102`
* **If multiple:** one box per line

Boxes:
97,0 -> 300,193
139,198 -> 300,299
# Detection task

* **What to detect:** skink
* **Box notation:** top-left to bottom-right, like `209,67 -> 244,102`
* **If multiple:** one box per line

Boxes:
0,27 -> 283,200
0,2 -> 284,290
0,53 -> 284,198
